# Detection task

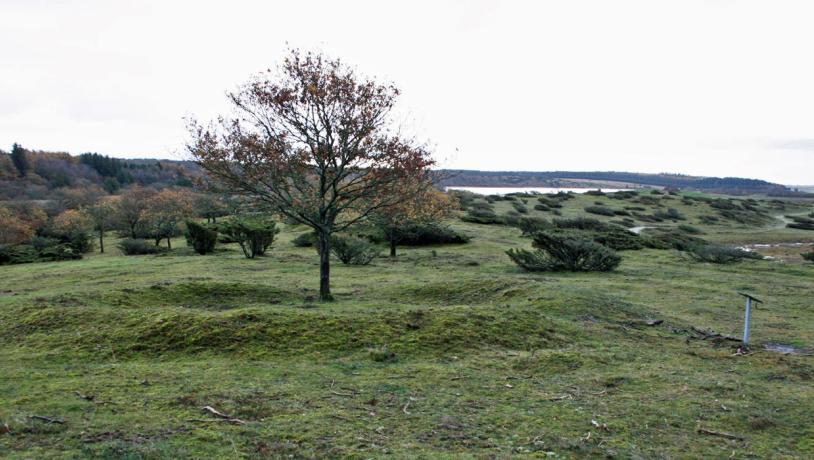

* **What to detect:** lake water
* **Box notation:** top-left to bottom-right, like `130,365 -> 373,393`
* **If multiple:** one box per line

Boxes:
445,186 -> 633,195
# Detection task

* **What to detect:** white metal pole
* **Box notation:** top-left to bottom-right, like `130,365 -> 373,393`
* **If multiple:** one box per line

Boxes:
743,297 -> 752,345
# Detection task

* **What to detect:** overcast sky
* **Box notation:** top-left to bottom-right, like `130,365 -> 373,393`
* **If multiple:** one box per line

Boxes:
2,1 -> 813,184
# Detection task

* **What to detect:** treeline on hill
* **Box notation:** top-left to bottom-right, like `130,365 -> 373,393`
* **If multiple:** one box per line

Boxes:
0,144 -> 202,200
438,170 -> 802,195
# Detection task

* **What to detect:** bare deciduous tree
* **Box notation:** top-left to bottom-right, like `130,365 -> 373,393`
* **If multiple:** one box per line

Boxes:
188,49 -> 435,301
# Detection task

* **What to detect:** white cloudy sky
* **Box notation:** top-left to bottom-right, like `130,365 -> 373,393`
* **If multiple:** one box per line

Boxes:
1,0 -> 813,184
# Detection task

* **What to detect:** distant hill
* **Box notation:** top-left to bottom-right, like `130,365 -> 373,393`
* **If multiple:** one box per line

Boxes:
437,170 -> 804,196
0,146 -> 203,201
1,145 -> 805,200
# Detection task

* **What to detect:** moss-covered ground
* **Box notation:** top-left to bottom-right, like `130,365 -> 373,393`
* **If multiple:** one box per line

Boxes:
1,191 -> 813,458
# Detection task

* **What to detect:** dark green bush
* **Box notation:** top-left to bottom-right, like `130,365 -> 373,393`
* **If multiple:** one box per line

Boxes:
537,197 -> 562,208
37,227 -> 93,254
329,235 -> 380,265
534,203 -> 550,212
678,224 -> 703,234
292,231 -> 317,247
642,229 -> 707,251
219,218 -> 279,258
654,208 -> 686,221
591,227 -> 646,250
391,223 -> 469,246
510,217 -> 552,236
506,231 -> 621,272
802,250 -> 814,263
686,244 -> 763,264
0,238 -> 82,265
469,201 -> 495,211
553,217 -> 611,231
585,190 -> 605,196
511,201 -> 529,214
461,208 -> 503,224
184,221 -> 217,255
118,238 -> 167,256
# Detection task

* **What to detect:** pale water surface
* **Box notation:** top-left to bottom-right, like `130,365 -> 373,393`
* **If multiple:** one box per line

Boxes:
445,186 -> 633,195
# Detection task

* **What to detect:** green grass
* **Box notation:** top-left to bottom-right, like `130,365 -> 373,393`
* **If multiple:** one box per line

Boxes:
1,192 -> 814,458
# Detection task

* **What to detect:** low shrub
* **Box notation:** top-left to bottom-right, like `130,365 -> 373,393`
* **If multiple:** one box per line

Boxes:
654,208 -> 686,221
330,235 -> 380,265
537,197 -> 562,208
511,201 -> 529,214
391,223 -> 470,246
506,231 -> 621,272
642,229 -> 707,251
184,221 -> 217,255
591,227 -> 646,250
509,217 -> 552,236
686,244 -> 763,264
292,231 -> 317,247
118,238 -> 167,256
219,217 -> 279,258
553,217 -> 611,231
469,201 -> 495,211
678,224 -> 703,234
461,208 -> 503,224
802,250 -> 814,263
585,190 -> 605,196
0,238 -> 82,265
632,212 -> 664,223
534,203 -> 550,212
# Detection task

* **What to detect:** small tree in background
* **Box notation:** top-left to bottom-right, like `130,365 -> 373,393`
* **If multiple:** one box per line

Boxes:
219,217 -> 279,258
189,49 -> 435,301
0,206 -> 36,245
370,183 -> 454,257
115,186 -> 157,238
10,143 -> 29,177
194,193 -> 231,223
143,190 -> 195,248
50,209 -> 94,253
84,200 -> 117,253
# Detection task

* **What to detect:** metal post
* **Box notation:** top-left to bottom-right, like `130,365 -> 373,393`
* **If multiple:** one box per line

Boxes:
737,292 -> 762,348
742,297 -> 752,345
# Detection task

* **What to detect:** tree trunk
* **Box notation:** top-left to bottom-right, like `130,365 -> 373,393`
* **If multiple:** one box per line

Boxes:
389,234 -> 397,258
167,237 -> 172,249
318,232 -> 332,301
99,230 -> 104,253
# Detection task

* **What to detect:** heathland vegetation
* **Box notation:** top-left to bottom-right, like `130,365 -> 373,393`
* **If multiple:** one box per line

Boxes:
2,50 -> 814,458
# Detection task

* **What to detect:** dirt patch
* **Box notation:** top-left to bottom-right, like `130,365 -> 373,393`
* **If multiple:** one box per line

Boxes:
763,343 -> 810,355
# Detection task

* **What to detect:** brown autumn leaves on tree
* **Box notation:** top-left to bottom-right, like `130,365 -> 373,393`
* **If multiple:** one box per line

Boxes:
188,49 -> 437,301
370,184 -> 454,257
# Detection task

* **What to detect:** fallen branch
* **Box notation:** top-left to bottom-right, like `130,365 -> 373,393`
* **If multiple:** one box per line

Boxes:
691,327 -> 740,342
697,428 -> 744,441
329,379 -> 356,397
74,391 -> 94,401
402,398 -> 415,415
30,415 -> 65,425
199,406 -> 246,425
